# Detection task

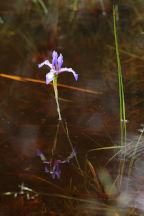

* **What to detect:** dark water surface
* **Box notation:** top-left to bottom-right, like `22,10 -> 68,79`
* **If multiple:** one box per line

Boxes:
1,0 -> 144,215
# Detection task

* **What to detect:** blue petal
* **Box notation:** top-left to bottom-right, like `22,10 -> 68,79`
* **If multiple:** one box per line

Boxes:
60,146 -> 77,163
52,51 -> 58,69
58,54 -> 63,70
37,149 -> 47,161
37,149 -> 42,157
38,60 -> 52,69
74,73 -> 78,81
70,146 -> 77,158
52,173 -> 55,179
44,166 -> 49,173
46,71 -> 54,85
60,67 -> 78,81
55,165 -> 61,179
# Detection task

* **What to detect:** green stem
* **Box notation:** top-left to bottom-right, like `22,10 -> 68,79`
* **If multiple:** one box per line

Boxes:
113,5 -> 127,187
128,130 -> 144,178
38,0 -> 48,14
113,5 -> 127,145
73,0 -> 78,11
53,75 -> 62,121
65,121 -> 84,176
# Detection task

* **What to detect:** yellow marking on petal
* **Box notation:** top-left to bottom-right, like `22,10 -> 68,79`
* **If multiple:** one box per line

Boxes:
0,73 -> 102,95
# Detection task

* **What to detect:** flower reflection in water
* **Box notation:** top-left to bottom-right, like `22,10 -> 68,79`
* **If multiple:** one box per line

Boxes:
37,147 -> 76,179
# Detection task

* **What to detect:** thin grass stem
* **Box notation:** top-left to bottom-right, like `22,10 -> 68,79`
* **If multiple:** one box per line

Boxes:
53,75 -> 62,121
73,0 -> 78,11
38,0 -> 48,14
128,130 -> 144,178
65,122 -> 84,176
113,5 -> 127,187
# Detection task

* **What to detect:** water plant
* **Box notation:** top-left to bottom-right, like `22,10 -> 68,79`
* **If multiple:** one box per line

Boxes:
113,5 -> 127,188
33,0 -> 48,14
73,0 -> 78,11
38,50 -> 78,120
37,51 -> 83,179
113,6 -> 127,146
1,1 -> 144,215
37,147 -> 76,179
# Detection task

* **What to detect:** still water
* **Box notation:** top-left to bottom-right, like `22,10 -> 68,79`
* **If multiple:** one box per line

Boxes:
0,0 -> 144,215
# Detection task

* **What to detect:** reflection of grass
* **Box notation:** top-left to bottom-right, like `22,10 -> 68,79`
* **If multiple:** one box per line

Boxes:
2,171 -> 128,215
1,1 -> 144,215
64,122 -> 84,176
128,129 -> 144,178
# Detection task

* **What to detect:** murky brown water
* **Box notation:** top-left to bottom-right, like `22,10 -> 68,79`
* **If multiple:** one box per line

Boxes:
1,0 -> 144,215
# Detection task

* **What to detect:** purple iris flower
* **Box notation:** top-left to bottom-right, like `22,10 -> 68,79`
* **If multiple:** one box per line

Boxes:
37,146 -> 76,179
38,51 -> 78,85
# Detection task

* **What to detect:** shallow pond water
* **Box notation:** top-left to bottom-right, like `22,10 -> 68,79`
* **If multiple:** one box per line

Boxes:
1,0 -> 144,215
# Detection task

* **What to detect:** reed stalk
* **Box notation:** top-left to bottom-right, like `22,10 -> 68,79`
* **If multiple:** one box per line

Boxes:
113,5 -> 127,187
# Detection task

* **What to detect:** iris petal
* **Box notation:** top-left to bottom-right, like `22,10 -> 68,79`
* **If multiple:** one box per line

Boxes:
46,71 -> 54,85
44,166 -> 49,173
52,51 -> 58,69
55,165 -> 61,179
58,54 -> 63,70
60,67 -> 78,81
52,173 -> 55,179
37,149 -> 47,161
38,60 -> 52,69
38,51 -> 78,85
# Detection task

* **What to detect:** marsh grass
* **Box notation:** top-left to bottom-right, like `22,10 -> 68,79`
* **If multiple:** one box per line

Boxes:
113,3 -> 144,195
113,6 -> 127,146
128,129 -> 144,178
73,0 -> 78,11
1,1 -> 144,215
113,5 -> 127,188
33,0 -> 48,14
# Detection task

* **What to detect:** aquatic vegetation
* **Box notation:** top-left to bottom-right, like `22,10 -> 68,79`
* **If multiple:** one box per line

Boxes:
38,51 -> 78,85
113,6 -> 126,146
113,6 -> 127,188
0,16 -> 4,24
73,0 -> 79,11
38,51 -> 78,120
3,182 -> 38,200
33,0 -> 48,14
37,147 -> 76,179
1,1 -> 144,215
